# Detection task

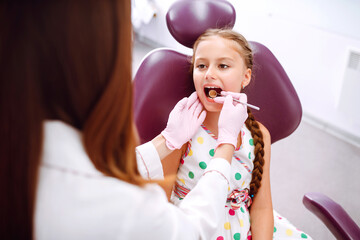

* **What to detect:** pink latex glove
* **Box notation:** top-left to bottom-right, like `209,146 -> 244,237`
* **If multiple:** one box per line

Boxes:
213,91 -> 248,149
161,92 -> 207,150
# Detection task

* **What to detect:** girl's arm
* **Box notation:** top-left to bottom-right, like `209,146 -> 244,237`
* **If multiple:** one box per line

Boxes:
151,133 -> 186,198
151,133 -> 184,166
136,134 -> 183,182
249,122 -> 274,239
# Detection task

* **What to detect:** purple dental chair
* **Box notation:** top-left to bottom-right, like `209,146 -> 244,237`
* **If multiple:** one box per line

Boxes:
133,0 -> 360,239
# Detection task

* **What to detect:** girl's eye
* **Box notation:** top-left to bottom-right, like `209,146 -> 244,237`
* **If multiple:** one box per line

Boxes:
219,64 -> 229,69
197,64 -> 206,69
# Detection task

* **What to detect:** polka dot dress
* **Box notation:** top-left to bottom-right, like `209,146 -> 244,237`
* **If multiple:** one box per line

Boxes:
170,125 -> 312,240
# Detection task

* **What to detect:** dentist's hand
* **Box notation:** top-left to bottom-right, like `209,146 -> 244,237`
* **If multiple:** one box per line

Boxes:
215,91 -> 248,105
214,92 -> 248,149
161,92 -> 206,150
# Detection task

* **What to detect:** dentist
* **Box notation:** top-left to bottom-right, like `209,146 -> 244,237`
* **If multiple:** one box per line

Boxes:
0,0 -> 246,239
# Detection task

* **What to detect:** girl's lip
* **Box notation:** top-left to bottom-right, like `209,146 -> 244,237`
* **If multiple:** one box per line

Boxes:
203,84 -> 222,88
205,96 -> 216,103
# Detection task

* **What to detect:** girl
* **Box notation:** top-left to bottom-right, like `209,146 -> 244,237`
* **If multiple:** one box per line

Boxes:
163,29 -> 312,240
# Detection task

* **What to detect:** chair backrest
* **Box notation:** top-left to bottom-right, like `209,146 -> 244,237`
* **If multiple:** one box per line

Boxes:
134,0 -> 302,144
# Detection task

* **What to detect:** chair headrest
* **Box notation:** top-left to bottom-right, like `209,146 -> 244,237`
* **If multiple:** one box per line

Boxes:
166,0 -> 236,48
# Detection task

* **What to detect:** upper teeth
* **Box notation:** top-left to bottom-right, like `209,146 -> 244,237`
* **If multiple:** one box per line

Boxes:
205,86 -> 218,89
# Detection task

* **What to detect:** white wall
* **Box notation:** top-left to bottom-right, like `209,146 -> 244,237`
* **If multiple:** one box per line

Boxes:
230,0 -> 360,146
133,0 -> 193,54
133,0 -> 360,145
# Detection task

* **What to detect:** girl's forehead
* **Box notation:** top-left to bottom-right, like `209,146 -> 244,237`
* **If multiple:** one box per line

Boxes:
197,35 -> 231,47
195,36 -> 243,58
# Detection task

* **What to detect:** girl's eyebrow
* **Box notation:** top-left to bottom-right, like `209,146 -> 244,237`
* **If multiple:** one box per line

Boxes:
217,57 -> 235,62
194,57 -> 207,62
194,57 -> 234,62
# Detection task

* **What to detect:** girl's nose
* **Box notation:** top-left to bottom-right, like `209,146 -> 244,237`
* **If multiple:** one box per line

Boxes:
205,66 -> 216,80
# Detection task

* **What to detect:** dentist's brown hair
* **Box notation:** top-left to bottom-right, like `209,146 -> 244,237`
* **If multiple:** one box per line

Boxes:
0,0 -> 143,238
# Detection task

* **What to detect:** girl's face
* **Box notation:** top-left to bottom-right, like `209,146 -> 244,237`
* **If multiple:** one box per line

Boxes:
193,36 -> 251,112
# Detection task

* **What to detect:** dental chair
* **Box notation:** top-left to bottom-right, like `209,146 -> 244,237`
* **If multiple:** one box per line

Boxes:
303,192 -> 360,239
133,0 -> 360,239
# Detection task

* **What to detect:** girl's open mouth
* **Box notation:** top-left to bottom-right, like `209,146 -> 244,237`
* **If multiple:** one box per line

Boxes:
204,86 -> 222,99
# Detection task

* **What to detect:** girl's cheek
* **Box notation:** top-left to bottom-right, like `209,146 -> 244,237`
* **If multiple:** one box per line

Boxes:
193,80 -> 201,91
193,75 -> 202,90
223,79 -> 242,93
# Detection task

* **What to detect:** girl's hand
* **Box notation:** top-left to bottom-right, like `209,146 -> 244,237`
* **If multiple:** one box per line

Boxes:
161,92 -> 206,150
214,93 -> 248,149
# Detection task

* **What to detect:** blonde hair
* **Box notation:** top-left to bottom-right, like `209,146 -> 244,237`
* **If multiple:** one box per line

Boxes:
191,28 -> 265,200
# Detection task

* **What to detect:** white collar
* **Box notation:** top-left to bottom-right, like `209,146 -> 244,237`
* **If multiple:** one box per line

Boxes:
41,120 -> 102,176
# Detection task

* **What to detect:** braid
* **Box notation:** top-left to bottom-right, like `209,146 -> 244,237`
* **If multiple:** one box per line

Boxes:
245,108 -> 265,199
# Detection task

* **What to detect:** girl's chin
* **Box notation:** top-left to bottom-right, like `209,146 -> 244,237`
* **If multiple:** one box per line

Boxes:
203,102 -> 222,112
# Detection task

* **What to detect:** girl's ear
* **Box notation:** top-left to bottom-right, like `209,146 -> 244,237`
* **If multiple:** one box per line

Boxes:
242,68 -> 252,88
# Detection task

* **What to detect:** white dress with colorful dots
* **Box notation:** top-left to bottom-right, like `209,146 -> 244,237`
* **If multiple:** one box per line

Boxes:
170,125 -> 312,240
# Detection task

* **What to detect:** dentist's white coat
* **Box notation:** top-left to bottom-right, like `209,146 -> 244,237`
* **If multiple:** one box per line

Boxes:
35,121 -> 231,240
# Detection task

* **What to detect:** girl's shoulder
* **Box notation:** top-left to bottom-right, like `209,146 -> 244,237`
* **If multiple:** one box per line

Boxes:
256,121 -> 271,146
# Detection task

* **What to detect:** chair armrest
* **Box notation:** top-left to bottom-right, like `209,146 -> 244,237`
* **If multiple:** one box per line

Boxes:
303,192 -> 360,240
